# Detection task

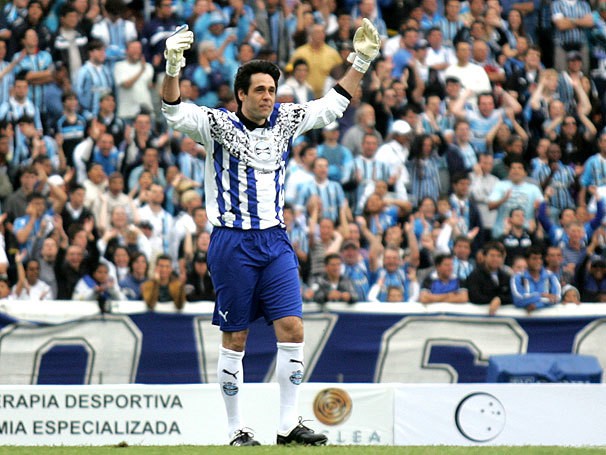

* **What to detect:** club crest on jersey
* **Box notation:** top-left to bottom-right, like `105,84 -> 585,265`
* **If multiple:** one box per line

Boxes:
254,140 -> 271,161
222,382 -> 239,396
290,370 -> 303,385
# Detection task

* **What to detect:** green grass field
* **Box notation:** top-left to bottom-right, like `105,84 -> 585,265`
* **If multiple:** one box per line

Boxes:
0,446 -> 603,455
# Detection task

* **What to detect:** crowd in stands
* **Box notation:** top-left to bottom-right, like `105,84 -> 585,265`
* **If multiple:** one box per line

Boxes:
0,0 -> 606,314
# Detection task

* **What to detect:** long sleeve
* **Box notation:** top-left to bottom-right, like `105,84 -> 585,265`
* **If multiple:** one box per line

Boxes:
510,274 -> 541,308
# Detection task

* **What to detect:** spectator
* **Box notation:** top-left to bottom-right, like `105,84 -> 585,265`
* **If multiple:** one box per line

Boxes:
61,184 -> 93,233
419,253 -> 469,303
138,182 -> 174,259
141,0 -> 179,78
113,40 -> 154,123
511,246 -> 561,311
4,165 -> 37,220
119,251 -> 149,301
13,192 -> 51,254
96,93 -> 126,147
288,23 -> 342,98
185,250 -> 215,301
72,261 -> 125,301
466,241 -> 512,315
551,0 -> 593,73
141,254 -> 185,310
488,157 -> 543,238
56,244 -> 86,299
297,157 -> 349,224
91,0 -> 137,68
499,207 -> 537,267
12,250 -> 52,300
171,189 -> 202,266
306,197 -> 344,281
368,246 -> 419,302
545,244 -> 572,287
451,88 -> 522,154
353,133 -> 394,213
311,252 -> 357,304
341,103 -> 382,157
284,58 -> 315,104
407,134 -> 443,207
32,235 -> 65,299
375,119 -> 412,201
444,40 -> 491,103
52,4 -> 88,82
75,39 -> 114,116
0,71 -> 43,131
56,91 -> 87,166
12,28 -> 54,117
317,121 -> 354,188
340,239 -> 380,302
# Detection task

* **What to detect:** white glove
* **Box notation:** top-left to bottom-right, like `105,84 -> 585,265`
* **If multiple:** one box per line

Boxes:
164,24 -> 194,77
347,18 -> 381,74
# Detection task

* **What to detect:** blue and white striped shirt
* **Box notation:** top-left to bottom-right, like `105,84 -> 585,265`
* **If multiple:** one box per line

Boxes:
75,62 -> 114,116
0,61 -> 13,106
13,51 -> 54,114
163,89 -> 350,230
531,160 -> 575,210
551,0 -> 591,45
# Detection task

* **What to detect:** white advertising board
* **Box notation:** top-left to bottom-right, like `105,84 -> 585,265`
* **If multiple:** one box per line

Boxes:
394,384 -> 606,446
0,383 -> 392,446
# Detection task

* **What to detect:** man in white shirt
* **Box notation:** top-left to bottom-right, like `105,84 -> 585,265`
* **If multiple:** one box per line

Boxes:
425,27 -> 455,84
444,40 -> 491,104
137,183 -> 174,259
375,119 -> 412,201
12,254 -> 52,300
114,40 -> 154,122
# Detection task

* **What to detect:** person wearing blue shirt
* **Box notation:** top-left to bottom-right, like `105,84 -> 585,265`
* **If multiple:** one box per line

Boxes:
511,245 -> 561,312
13,192 -> 51,255
368,246 -> 419,302
13,29 -> 54,116
488,157 -> 544,238
75,39 -> 115,117
420,253 -> 469,303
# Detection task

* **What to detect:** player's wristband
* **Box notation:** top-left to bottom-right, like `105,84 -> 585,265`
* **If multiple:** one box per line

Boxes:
347,52 -> 372,74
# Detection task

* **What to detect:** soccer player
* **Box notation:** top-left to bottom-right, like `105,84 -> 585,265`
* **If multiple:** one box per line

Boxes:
161,22 -> 381,446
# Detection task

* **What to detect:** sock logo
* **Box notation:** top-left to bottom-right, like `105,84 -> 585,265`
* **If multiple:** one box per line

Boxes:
222,382 -> 238,396
218,310 -> 229,322
222,369 -> 239,380
289,358 -> 304,367
290,370 -> 303,385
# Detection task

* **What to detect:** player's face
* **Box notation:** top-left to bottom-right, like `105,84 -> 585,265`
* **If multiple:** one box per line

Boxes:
239,73 -> 276,124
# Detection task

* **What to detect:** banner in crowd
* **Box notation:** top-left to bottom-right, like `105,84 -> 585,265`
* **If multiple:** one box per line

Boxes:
0,303 -> 605,384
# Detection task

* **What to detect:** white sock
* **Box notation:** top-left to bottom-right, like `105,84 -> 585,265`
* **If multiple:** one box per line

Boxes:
276,342 -> 305,435
218,346 -> 244,439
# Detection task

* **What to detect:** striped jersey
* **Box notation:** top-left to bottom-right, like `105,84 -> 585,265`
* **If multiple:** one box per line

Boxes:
162,89 -> 349,230
551,0 -> 591,45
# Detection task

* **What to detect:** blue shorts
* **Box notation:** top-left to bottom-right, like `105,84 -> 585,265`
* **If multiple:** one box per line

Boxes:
206,226 -> 302,332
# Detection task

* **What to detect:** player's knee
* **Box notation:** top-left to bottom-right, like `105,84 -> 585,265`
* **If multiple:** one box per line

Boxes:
274,316 -> 304,343
222,330 -> 248,351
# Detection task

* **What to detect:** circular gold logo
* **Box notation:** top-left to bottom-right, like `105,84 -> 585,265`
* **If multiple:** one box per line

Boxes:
313,388 -> 353,426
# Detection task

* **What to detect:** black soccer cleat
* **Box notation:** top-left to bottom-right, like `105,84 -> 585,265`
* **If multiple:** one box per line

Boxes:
230,429 -> 261,446
276,418 -> 328,446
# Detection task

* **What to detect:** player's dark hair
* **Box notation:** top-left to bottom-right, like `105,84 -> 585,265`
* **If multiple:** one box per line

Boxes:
234,60 -> 280,109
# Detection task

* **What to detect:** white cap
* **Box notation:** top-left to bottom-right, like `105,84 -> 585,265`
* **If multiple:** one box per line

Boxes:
276,84 -> 294,98
323,121 -> 340,131
47,175 -> 65,186
391,120 -> 412,136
